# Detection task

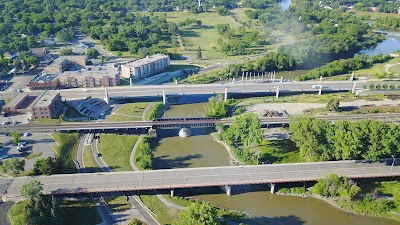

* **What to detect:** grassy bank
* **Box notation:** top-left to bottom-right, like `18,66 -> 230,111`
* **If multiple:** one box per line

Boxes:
97,134 -> 138,171
258,139 -> 303,164
51,132 -> 80,173
140,194 -> 180,225
134,136 -> 154,170
106,102 -> 149,122
83,145 -> 102,173
62,198 -> 101,225
104,196 -> 132,213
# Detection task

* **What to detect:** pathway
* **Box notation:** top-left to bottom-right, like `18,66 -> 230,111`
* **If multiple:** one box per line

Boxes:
142,103 -> 153,121
93,135 -> 159,225
384,62 -> 400,73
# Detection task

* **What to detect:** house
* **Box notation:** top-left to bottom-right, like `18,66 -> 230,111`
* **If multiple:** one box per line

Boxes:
30,48 -> 48,59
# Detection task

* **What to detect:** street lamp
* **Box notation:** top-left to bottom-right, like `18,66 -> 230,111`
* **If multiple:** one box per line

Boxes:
389,155 -> 396,174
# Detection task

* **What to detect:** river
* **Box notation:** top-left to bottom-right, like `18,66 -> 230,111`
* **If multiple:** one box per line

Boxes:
152,99 -> 400,225
359,34 -> 400,56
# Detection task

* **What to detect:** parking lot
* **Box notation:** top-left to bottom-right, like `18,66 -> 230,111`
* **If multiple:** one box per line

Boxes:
0,133 -> 57,173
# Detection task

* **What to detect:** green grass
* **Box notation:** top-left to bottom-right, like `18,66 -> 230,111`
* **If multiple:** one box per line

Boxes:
388,64 -> 400,73
354,10 -> 400,19
140,194 -> 180,225
8,200 -> 29,224
104,196 -> 132,213
24,152 -> 43,159
97,134 -> 138,171
162,195 -> 192,207
62,198 -> 101,225
258,139 -> 303,164
144,103 -> 157,121
350,57 -> 400,80
116,103 -> 149,116
30,118 -> 62,124
105,114 -> 143,122
51,132 -> 80,173
83,145 -> 102,173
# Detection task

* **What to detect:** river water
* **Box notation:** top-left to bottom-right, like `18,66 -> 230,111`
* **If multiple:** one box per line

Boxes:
152,100 -> 400,225
359,34 -> 400,56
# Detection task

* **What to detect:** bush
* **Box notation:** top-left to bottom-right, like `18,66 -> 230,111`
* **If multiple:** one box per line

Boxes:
326,99 -> 339,112
369,84 -> 375,89
135,136 -> 153,170
382,84 -> 388,89
376,84 -> 382,89
390,84 -> 395,89
149,103 -> 164,120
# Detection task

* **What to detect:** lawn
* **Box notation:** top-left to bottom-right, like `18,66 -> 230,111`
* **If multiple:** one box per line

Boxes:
106,102 -> 149,122
62,198 -> 101,225
30,118 -> 62,124
354,10 -> 400,19
104,196 -> 132,213
97,134 -> 138,171
349,56 -> 400,80
83,145 -> 102,173
144,103 -> 157,121
24,152 -> 43,159
258,139 -> 303,164
51,132 -> 80,173
140,193 -> 180,225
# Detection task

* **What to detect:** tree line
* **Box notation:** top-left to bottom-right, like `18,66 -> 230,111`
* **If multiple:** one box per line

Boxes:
289,116 -> 400,162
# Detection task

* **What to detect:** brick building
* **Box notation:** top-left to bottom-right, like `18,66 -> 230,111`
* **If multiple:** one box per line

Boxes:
31,92 -> 63,119
28,73 -> 60,90
44,56 -> 88,74
59,65 -> 120,88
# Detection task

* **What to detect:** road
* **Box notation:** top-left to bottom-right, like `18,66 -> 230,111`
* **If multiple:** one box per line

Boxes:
2,113 -> 400,132
0,80 -> 367,101
4,160 -> 400,197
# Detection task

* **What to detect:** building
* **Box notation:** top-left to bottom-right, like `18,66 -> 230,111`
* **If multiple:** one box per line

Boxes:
3,93 -> 31,114
28,73 -> 60,90
30,48 -> 48,58
31,92 -> 63,119
44,56 -> 88,74
121,54 -> 170,78
59,65 -> 120,88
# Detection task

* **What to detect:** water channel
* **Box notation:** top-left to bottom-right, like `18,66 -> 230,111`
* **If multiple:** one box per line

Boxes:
359,34 -> 400,56
152,98 -> 400,225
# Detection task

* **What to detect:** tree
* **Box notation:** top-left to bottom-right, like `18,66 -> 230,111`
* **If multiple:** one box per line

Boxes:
382,84 -> 388,89
369,84 -> 375,89
117,51 -> 123,58
196,46 -> 202,60
14,59 -> 22,73
226,113 -> 263,148
99,55 -> 105,65
174,202 -> 218,225
11,131 -> 21,145
326,99 -> 339,112
4,98 -> 10,104
86,49 -> 100,59
60,48 -> 74,56
20,180 -> 43,199
1,157 -> 25,175
128,218 -> 143,225
32,157 -> 63,175
390,84 -> 395,89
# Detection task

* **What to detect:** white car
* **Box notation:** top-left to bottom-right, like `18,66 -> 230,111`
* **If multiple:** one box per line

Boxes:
18,141 -> 27,146
23,132 -> 31,137
1,154 -> 8,159
81,88 -> 88,92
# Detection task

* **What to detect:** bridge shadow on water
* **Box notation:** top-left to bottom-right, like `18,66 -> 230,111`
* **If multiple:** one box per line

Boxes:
153,154 -> 203,169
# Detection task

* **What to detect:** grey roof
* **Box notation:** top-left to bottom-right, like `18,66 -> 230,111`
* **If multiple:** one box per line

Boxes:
31,73 -> 59,82
59,65 -> 118,78
30,48 -> 47,54
124,54 -> 169,68
33,92 -> 59,108
5,93 -> 29,107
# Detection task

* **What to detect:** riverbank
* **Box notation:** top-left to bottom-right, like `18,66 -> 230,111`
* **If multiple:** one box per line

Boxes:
210,132 -> 242,166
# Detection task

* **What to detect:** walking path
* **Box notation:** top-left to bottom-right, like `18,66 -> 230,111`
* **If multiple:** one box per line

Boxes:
142,103 -> 153,121
129,135 -> 143,171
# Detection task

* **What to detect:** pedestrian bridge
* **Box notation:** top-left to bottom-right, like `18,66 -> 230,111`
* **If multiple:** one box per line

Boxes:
4,160 -> 400,198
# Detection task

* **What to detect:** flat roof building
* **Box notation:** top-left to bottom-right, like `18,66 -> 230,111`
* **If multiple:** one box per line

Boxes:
121,54 -> 170,78
59,65 -> 120,88
44,55 -> 88,74
31,92 -> 63,119
28,73 -> 60,90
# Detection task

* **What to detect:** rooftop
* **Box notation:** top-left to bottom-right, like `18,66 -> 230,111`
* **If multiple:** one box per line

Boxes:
33,92 -> 59,108
60,65 -> 119,78
124,54 -> 169,68
31,73 -> 59,82
5,93 -> 29,108
30,48 -> 47,54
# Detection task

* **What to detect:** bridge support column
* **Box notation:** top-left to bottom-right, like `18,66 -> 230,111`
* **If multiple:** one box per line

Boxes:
224,87 -> 228,102
318,86 -> 322,95
148,128 -> 157,138
130,77 -> 133,86
275,86 -> 280,98
178,127 -> 192,137
280,76 -> 283,83
320,76 -> 323,81
232,77 -> 235,84
162,90 -> 167,105
269,183 -> 276,194
352,81 -> 356,94
170,189 -> 175,197
220,185 -> 232,196
104,89 -> 109,104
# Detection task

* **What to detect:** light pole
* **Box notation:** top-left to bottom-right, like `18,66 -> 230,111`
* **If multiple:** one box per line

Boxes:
389,155 -> 396,174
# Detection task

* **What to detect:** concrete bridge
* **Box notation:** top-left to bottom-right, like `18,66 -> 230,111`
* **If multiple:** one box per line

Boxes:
2,113 -> 400,133
3,160 -> 400,198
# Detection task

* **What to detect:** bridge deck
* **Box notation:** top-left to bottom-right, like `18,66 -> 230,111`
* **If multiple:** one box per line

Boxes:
5,160 -> 400,197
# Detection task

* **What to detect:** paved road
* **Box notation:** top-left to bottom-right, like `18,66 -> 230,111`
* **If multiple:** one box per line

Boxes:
0,80 -> 367,101
3,113 -> 400,132
5,160 -> 400,197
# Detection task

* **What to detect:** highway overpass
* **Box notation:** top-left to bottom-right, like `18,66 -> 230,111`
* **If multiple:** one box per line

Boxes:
2,113 -> 400,132
4,160 -> 400,198
0,80 -> 365,101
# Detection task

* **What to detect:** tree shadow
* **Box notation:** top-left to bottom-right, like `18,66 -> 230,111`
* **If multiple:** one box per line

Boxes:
153,154 -> 202,169
247,215 -> 305,225
181,30 -> 200,38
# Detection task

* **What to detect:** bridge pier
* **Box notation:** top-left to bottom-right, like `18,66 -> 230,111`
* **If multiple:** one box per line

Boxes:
275,86 -> 280,98
130,77 -> 133,86
178,127 -> 192,137
162,90 -> 167,105
104,89 -> 109,104
148,128 -> 157,138
280,76 -> 283,83
220,185 -> 232,196
224,87 -> 228,102
318,86 -> 322,96
352,81 -> 356,94
170,189 -> 175,197
269,183 -> 276,194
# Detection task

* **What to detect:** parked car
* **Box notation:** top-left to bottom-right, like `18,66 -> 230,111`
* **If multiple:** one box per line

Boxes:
18,141 -> 27,146
1,154 -> 8,159
23,132 -> 31,137
0,147 -> 4,152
